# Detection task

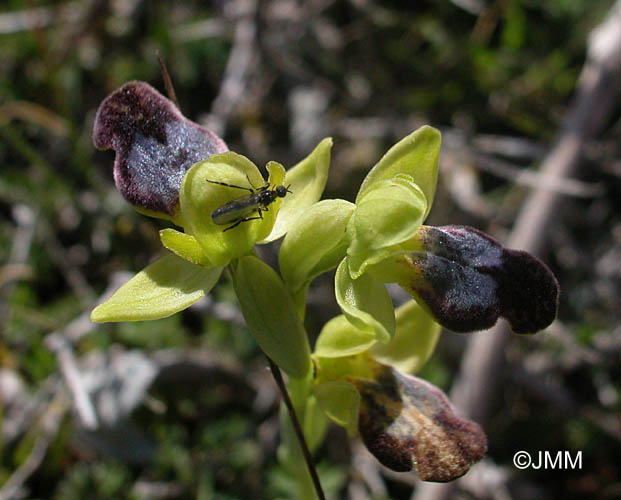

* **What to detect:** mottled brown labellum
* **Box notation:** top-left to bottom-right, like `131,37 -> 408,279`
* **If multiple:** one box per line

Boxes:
352,362 -> 487,481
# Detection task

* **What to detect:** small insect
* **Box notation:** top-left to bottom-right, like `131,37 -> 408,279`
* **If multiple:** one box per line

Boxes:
206,176 -> 292,232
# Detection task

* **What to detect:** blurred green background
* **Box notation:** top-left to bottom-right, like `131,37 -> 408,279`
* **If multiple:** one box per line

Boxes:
1,1 -> 619,499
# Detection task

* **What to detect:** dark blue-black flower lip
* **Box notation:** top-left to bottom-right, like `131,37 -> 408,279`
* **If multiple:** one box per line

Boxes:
393,226 -> 560,334
93,81 -> 228,217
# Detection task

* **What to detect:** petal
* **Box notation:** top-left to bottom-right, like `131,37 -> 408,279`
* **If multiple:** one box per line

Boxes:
93,81 -> 227,220
372,225 -> 560,334
356,126 -> 440,220
335,258 -> 395,344
347,175 -> 427,258
266,138 -> 332,241
279,199 -> 355,295
370,300 -> 441,374
352,361 -> 487,481
313,381 -> 361,435
159,228 -> 212,267
314,315 -> 377,358
257,161 -> 288,242
90,254 -> 222,322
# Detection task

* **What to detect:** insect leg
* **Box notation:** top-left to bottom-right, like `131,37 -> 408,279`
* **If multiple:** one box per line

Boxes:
206,179 -> 254,193
222,215 -> 263,232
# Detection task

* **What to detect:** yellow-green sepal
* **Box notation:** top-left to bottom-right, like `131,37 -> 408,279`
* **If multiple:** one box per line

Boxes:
90,254 -> 222,322
279,199 -> 355,295
370,300 -> 441,374
356,125 -> 440,220
302,394 -> 331,453
314,315 -> 376,358
312,353 -> 376,435
179,153 -> 279,267
256,161 -> 286,243
347,174 -> 427,266
313,381 -> 360,436
335,258 -> 395,344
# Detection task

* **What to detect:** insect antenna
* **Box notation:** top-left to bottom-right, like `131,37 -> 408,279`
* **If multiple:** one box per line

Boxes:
205,179 -> 255,193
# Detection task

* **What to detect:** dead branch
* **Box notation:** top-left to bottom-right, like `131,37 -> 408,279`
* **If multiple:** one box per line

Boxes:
0,397 -> 66,500
45,333 -> 98,429
201,0 -> 259,137
0,205 -> 36,325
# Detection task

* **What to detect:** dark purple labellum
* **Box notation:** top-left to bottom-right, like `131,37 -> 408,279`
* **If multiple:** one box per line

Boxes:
400,226 -> 560,334
352,362 -> 487,481
93,81 -> 228,217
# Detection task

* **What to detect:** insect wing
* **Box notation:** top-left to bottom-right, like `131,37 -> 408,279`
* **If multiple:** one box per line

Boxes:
211,194 -> 262,225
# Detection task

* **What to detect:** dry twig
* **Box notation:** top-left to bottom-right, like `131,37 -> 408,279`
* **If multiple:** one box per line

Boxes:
0,398 -> 67,500
45,333 -> 98,429
202,0 -> 259,137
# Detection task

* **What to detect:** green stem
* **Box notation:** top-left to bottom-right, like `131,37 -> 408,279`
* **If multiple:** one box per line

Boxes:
267,357 -> 326,500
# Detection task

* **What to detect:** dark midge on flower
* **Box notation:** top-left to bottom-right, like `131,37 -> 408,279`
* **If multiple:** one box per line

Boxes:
207,177 -> 292,232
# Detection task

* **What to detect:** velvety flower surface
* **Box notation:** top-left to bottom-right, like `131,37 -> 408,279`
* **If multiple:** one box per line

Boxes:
313,353 -> 487,482
91,89 -> 560,487
323,125 -> 560,337
289,125 -> 560,483
91,81 -> 331,381
93,81 -> 228,220
370,225 -> 560,334
311,299 -> 486,483
354,361 -> 487,481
